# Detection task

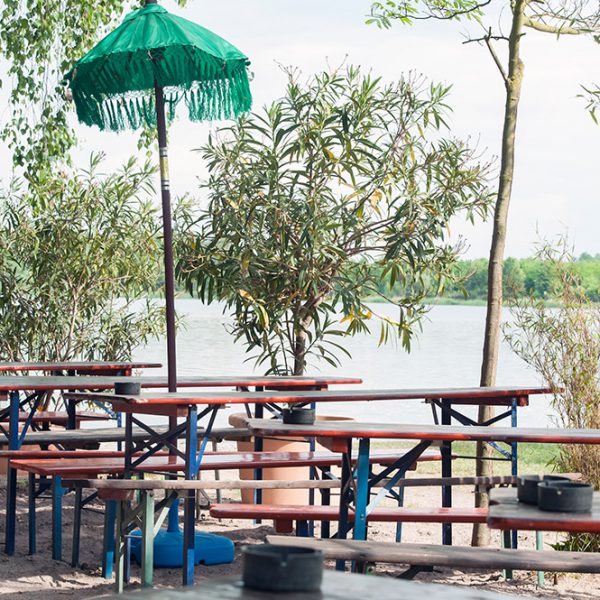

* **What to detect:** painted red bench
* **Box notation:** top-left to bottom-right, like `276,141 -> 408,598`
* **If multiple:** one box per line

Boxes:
210,502 -> 487,534
7,449 -> 445,567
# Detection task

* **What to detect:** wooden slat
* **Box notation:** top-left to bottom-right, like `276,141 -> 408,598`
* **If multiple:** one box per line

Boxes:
0,374 -> 361,392
64,385 -> 551,407
7,426 -> 248,446
12,450 -> 436,477
0,361 -> 161,372
247,419 -> 600,444
210,503 -> 487,524
99,570 -> 530,600
488,488 -> 600,533
0,411 -> 110,424
266,536 -> 600,574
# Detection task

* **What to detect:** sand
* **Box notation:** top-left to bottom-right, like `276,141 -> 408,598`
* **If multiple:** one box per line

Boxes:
1,475 -> 599,600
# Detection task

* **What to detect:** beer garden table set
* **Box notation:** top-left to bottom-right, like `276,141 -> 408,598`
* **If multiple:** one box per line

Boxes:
63,385 -> 550,585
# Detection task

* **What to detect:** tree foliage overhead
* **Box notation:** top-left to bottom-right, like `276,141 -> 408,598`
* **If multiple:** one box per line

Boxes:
0,154 -> 165,365
177,66 -> 492,375
0,0 -> 187,178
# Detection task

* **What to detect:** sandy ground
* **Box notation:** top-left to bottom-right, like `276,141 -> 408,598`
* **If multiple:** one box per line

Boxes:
1,472 -> 599,599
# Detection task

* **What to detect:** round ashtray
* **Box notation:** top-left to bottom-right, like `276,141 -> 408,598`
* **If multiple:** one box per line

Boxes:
242,545 -> 323,592
282,407 -> 316,425
538,481 -> 594,512
114,381 -> 141,396
517,474 -> 571,505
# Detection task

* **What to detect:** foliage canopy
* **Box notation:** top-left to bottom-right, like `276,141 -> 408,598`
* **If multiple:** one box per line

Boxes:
177,66 -> 492,375
0,154 -> 165,369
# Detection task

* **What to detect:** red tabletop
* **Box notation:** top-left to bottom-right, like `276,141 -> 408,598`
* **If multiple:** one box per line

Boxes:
63,385 -> 550,408
0,375 -> 361,393
0,361 -> 161,373
488,487 -> 600,533
246,418 -> 600,445
1,411 -> 110,424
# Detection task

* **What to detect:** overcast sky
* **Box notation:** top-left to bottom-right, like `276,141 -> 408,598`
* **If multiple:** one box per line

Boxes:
1,0 -> 599,258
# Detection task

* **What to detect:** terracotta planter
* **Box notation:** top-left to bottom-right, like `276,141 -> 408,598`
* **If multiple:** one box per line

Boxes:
228,413 -> 351,505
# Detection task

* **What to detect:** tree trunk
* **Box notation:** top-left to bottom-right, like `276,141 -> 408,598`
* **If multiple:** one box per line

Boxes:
472,0 -> 526,546
293,315 -> 313,376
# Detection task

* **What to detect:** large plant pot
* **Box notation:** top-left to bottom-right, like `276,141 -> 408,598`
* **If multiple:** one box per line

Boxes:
228,413 -> 352,505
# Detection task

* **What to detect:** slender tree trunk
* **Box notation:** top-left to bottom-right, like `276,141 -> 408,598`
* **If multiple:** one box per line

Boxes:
293,315 -> 313,375
472,0 -> 526,546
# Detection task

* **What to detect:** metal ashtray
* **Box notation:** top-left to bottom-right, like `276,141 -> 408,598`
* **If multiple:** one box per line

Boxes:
517,474 -> 571,505
242,544 -> 323,592
538,481 -> 594,512
114,381 -> 141,395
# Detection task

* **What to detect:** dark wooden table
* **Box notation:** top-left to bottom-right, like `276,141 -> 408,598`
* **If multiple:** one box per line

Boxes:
488,487 -> 600,533
247,418 -> 600,546
100,571 -> 527,600
0,361 -> 161,374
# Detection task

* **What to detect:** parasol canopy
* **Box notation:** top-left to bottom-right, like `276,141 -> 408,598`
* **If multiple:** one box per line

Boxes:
65,2 -> 251,131
65,0 -> 252,398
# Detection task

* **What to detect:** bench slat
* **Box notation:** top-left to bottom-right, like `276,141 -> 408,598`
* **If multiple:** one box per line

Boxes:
210,503 -> 487,524
266,536 -> 600,574
11,450 -> 443,477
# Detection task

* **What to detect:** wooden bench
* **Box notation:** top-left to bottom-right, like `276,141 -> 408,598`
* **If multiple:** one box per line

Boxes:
265,535 -> 600,577
62,475 -> 490,593
7,449 -> 440,568
209,502 -> 487,534
4,425 -> 249,448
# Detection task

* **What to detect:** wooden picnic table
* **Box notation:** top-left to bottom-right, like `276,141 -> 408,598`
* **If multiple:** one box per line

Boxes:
488,487 -> 600,533
102,570 -> 527,600
246,418 -> 600,547
1,375 -> 362,449
62,385 -> 549,585
0,361 -> 161,374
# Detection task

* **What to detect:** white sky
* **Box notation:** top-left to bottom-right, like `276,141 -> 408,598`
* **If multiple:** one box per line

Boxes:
1,0 -> 599,258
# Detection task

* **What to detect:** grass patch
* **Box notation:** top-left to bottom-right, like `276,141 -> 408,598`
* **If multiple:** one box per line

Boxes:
368,440 -> 560,476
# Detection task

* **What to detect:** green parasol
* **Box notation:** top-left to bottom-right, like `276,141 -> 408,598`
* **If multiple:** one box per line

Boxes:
65,0 -> 252,395
65,1 -> 251,583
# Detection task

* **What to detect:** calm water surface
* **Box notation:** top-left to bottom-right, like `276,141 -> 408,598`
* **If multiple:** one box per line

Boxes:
132,301 -> 555,429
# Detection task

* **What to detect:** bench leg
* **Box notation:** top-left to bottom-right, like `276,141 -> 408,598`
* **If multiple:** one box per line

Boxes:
502,530 -> 513,580
441,398 -> 452,546
51,475 -> 64,561
28,473 -> 36,555
336,441 -> 352,572
102,500 -> 117,579
353,437 -> 370,542
395,476 -> 406,543
320,466 -> 332,539
296,520 -> 309,537
71,487 -> 83,567
510,398 -> 519,549
141,491 -> 154,588
4,465 -> 17,555
536,531 -> 545,587
115,501 -> 126,594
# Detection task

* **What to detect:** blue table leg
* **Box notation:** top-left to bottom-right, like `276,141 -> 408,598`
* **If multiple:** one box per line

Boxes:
335,440 -> 352,572
441,398 -> 453,545
71,486 -> 83,567
66,397 -> 76,430
353,438 -> 371,542
5,464 -> 17,555
28,473 -> 36,555
395,473 -> 407,543
52,475 -> 64,560
253,400 -> 264,511
4,391 -> 20,556
102,500 -> 117,579
511,398 -> 518,549
183,405 -> 198,586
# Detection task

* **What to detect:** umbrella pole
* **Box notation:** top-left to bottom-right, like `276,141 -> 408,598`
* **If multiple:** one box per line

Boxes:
155,83 -> 182,540
154,82 -> 178,394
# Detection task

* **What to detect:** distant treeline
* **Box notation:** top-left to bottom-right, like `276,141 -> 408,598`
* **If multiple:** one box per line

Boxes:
373,254 -> 600,303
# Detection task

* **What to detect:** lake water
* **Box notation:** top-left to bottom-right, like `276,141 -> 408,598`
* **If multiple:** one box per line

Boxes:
132,300 -> 556,429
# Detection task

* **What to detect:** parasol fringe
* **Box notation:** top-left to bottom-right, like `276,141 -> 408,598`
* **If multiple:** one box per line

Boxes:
71,59 -> 251,132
